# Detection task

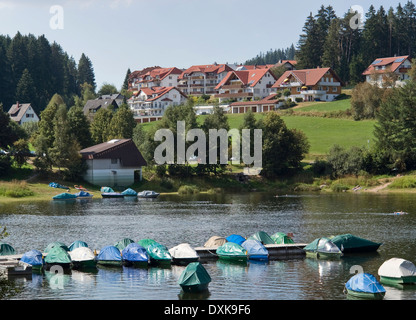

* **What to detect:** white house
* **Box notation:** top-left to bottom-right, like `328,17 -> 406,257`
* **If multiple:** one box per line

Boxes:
214,68 -> 277,103
132,67 -> 183,90
80,138 -> 147,187
362,55 -> 412,87
127,86 -> 187,123
8,102 -> 39,125
177,64 -> 234,96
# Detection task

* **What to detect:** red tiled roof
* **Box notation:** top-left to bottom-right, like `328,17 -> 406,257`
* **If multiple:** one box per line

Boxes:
272,67 -> 343,88
178,64 -> 233,79
131,86 -> 187,102
139,67 -> 182,82
362,56 -> 411,75
216,69 -> 276,90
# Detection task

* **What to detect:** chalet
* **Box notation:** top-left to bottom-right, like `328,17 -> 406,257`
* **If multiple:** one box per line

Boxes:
97,93 -> 125,107
215,68 -> 277,103
80,138 -> 147,187
128,66 -> 161,90
8,102 -> 39,125
127,86 -> 187,123
275,60 -> 297,70
362,55 -> 412,87
83,98 -> 118,120
272,67 -> 343,102
229,93 -> 283,114
178,64 -> 233,96
132,67 -> 183,90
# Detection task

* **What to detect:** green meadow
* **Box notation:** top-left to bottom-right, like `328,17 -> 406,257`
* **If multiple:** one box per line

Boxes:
141,98 -> 376,160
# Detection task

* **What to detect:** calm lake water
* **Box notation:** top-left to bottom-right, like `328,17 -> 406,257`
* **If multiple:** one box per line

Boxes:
0,191 -> 416,301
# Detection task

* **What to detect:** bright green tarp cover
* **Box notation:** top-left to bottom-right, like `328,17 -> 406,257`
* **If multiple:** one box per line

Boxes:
147,243 -> 171,261
271,232 -> 294,244
217,242 -> 247,256
0,242 -> 15,256
178,262 -> 211,287
44,246 -> 72,264
248,231 -> 275,245
137,239 -> 158,249
304,237 -> 342,254
114,238 -> 135,251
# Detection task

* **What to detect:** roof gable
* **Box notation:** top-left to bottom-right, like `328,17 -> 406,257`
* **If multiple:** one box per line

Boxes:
273,67 -> 342,87
362,56 -> 411,75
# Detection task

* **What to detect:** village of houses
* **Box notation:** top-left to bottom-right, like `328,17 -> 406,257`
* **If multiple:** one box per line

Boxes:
7,55 -> 413,126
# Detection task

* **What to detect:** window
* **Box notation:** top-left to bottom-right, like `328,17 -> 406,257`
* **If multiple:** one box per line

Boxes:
111,159 -> 118,164
332,87 -> 337,92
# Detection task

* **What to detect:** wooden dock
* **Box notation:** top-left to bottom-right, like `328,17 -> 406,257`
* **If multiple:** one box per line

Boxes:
195,243 -> 307,260
0,256 -> 32,277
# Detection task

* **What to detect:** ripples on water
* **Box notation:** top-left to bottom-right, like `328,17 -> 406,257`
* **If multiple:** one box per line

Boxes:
1,192 -> 416,300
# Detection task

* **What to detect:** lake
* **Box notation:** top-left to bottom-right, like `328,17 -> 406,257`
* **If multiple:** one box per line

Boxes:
0,191 -> 415,301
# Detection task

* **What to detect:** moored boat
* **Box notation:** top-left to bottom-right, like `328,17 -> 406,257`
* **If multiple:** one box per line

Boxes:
304,237 -> 343,259
0,242 -> 16,256
271,232 -> 294,244
75,191 -> 93,199
100,186 -> 124,198
44,241 -> 70,253
44,245 -> 72,270
121,188 -> 138,197
225,234 -> 246,246
96,245 -> 122,267
169,243 -> 199,265
247,231 -> 275,245
216,242 -> 248,263
53,192 -> 77,200
121,243 -> 149,267
344,273 -> 386,300
378,258 -> 416,285
203,236 -> 227,248
178,262 -> 211,293
68,240 -> 88,251
114,238 -> 135,251
146,242 -> 172,266
241,239 -> 268,261
20,249 -> 44,271
330,234 -> 382,254
69,247 -> 97,269
137,190 -> 159,198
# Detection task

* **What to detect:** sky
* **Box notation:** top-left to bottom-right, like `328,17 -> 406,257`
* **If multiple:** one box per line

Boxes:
0,0 -> 407,90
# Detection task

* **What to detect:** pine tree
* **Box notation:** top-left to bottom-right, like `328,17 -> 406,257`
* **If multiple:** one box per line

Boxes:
108,104 -> 136,140
15,69 -> 36,108
296,13 -> 322,68
77,53 -> 96,92
67,105 -> 93,149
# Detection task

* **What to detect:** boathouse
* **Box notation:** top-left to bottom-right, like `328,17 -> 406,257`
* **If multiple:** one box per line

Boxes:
80,139 -> 147,187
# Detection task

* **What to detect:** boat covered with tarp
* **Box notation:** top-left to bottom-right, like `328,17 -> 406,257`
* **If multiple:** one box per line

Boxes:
0,242 -> 15,256
304,237 -> 343,259
44,241 -> 69,253
248,231 -> 275,245
216,242 -> 247,262
121,243 -> 149,267
241,239 -> 268,261
271,232 -> 294,244
378,258 -> 416,285
100,186 -> 124,198
96,245 -> 122,266
137,190 -> 160,198
44,245 -> 72,269
203,236 -> 227,248
121,188 -> 137,196
20,249 -> 44,270
53,192 -> 77,200
169,243 -> 199,265
344,273 -> 386,300
75,191 -> 93,199
225,234 -> 246,246
330,234 -> 382,253
114,238 -> 135,251
146,242 -> 172,266
49,182 -> 69,190
137,239 -> 158,249
68,240 -> 88,251
178,262 -> 211,293
69,247 -> 97,269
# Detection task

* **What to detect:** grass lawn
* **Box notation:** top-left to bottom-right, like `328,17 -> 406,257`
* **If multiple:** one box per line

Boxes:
293,98 -> 351,112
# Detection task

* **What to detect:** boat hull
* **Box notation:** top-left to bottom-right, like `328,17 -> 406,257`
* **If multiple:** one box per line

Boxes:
306,251 -> 342,260
71,259 -> 97,270
248,255 -> 268,261
217,254 -> 247,263
380,275 -> 416,285
346,289 -> 385,300
101,193 -> 124,198
97,260 -> 122,267
180,283 -> 209,293
122,260 -> 149,268
172,257 -> 199,266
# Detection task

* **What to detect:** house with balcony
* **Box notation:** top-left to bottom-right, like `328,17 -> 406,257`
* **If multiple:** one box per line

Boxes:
177,64 -> 233,96
229,93 -> 283,114
128,66 -> 161,90
362,55 -> 412,87
132,67 -> 183,90
214,68 -> 277,103
272,67 -> 343,102
127,86 -> 187,123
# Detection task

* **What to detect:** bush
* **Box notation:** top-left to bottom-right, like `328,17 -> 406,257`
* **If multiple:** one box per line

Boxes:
160,178 -> 174,190
331,183 -> 349,192
295,97 -> 303,103
0,180 -> 34,198
389,176 -> 416,189
178,185 -> 200,195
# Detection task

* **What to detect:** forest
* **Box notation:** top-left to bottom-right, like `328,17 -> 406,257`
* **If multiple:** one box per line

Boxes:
246,1 -> 416,85
0,32 -> 95,115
